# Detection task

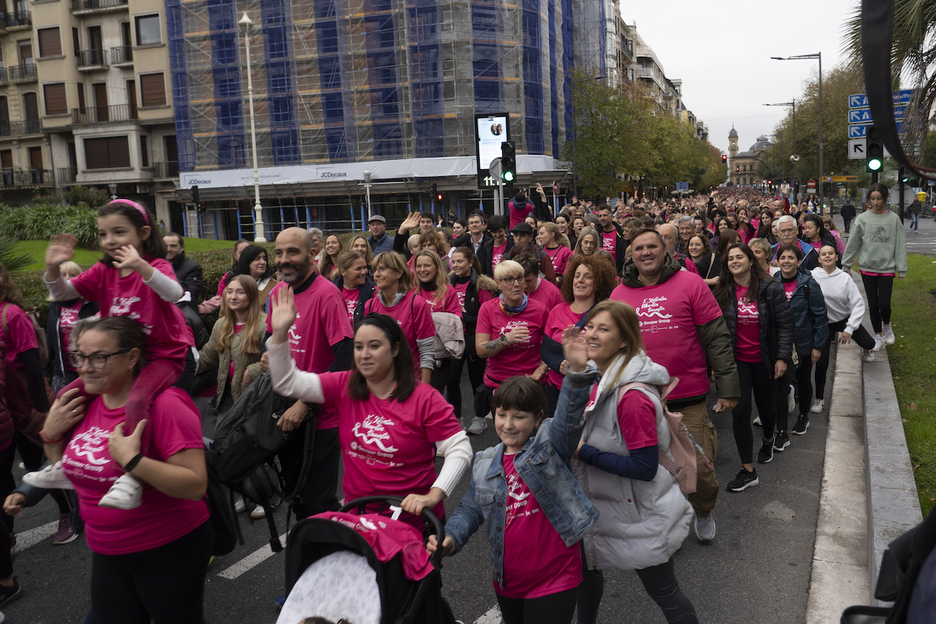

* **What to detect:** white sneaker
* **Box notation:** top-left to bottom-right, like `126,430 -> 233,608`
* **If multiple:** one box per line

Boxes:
810,399 -> 824,414
882,324 -> 896,345
234,496 -> 248,514
873,335 -> 886,352
22,461 -> 74,490
862,349 -> 876,363
98,474 -> 142,509
753,415 -> 762,426
250,505 -> 266,519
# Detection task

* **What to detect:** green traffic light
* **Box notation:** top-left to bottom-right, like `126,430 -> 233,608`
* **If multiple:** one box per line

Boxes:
868,158 -> 882,172
503,171 -> 515,182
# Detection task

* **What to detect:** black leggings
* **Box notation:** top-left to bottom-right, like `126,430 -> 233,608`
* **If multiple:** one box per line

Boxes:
795,354 -> 814,417
90,520 -> 213,624
497,587 -> 577,624
430,358 -> 451,396
860,273 -> 894,333
815,319 -> 876,400
733,359 -> 777,464
576,559 -> 698,624
446,343 -> 486,420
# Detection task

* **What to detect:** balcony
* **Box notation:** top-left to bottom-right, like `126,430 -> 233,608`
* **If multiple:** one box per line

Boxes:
0,120 -> 42,137
7,64 -> 37,83
0,168 -> 53,188
57,167 -> 77,185
5,11 -> 30,30
71,103 -> 136,125
77,49 -> 108,71
111,46 -> 132,66
70,0 -> 128,14
154,161 -> 179,179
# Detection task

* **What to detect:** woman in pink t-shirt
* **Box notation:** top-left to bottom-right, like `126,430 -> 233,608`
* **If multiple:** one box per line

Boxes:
41,316 -> 210,624
28,200 -> 191,511
537,223 -> 572,284
333,250 -> 375,328
267,289 -> 471,525
414,250 -> 462,395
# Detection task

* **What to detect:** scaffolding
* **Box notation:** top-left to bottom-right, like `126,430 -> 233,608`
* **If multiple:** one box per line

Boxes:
168,0 -> 576,175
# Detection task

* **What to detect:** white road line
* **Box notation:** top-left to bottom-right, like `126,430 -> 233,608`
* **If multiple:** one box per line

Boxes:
473,605 -> 502,624
216,533 -> 288,580
16,521 -> 58,551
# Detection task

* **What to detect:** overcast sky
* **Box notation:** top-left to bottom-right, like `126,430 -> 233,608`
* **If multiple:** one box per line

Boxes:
624,0 -> 861,157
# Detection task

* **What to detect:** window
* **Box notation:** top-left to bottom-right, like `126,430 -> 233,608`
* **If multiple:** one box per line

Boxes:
139,73 -> 165,106
135,15 -> 161,46
84,136 -> 130,169
37,28 -> 62,58
43,83 -> 67,115
139,135 -> 148,167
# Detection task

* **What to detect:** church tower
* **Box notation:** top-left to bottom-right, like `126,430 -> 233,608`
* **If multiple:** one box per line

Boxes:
728,126 -> 739,159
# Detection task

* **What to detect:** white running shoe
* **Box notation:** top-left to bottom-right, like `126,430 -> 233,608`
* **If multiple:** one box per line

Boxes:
862,349 -> 876,363
810,399 -> 824,414
873,335 -> 886,352
882,323 -> 896,346
22,460 -> 74,490
98,474 -> 142,509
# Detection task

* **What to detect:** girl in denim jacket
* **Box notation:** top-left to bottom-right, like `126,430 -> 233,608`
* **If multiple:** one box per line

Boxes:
428,327 -> 598,624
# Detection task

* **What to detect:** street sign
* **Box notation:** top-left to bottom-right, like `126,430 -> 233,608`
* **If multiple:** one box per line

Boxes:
848,90 -> 915,109
848,139 -> 865,160
807,179 -> 816,189
832,176 -> 859,182
848,109 -> 873,124
850,122 -> 904,138
676,181 -> 689,191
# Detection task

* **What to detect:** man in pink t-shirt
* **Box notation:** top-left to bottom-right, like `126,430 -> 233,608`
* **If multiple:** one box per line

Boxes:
596,205 -> 625,275
518,257 -> 563,310
611,228 -> 739,544
267,227 -> 354,519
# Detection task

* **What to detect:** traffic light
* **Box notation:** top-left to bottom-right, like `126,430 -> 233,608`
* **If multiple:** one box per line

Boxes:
501,141 -> 516,183
900,167 -> 919,187
191,185 -> 199,206
721,155 -> 727,164
431,183 -> 437,200
735,166 -> 740,175
866,127 -> 883,173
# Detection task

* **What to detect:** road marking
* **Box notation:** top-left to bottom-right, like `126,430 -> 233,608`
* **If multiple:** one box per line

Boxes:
474,605 -> 502,624
216,533 -> 289,580
15,521 -> 58,551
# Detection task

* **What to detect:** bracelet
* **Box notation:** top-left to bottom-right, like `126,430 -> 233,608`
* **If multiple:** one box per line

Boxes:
123,453 -> 144,473
39,430 -> 62,444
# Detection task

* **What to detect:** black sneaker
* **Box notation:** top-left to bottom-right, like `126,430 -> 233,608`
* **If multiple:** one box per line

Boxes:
774,430 -> 791,452
792,414 -> 809,435
756,439 -> 774,464
0,577 -> 21,608
727,468 -> 759,492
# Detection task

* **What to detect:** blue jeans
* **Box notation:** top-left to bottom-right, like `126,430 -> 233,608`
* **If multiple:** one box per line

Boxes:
911,212 -> 919,230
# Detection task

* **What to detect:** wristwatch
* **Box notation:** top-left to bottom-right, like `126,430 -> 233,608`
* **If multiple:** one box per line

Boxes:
499,334 -> 508,345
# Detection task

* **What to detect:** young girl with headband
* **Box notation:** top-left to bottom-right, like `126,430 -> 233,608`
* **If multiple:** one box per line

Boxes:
24,199 -> 194,510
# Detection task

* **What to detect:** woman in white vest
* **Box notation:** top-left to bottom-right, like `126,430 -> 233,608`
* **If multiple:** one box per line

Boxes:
571,300 -> 698,624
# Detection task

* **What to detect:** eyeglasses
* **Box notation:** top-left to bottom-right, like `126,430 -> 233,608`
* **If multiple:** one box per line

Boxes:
69,348 -> 132,370
499,276 -> 522,285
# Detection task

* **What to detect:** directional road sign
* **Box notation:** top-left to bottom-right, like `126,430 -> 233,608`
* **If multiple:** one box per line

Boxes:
848,90 -> 915,109
848,139 -> 865,160
676,181 -> 689,191
849,121 -> 904,139
848,109 -> 873,124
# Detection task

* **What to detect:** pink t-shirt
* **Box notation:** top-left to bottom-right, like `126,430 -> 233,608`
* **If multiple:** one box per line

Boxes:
527,278 -> 564,311
363,291 -> 436,372
601,231 -> 617,260
452,280 -> 469,311
544,246 -> 573,279
342,287 -> 360,324
61,389 -> 209,555
57,300 -> 84,371
734,285 -> 761,363
417,285 -> 462,317
610,271 -> 723,401
544,304 -> 587,389
319,371 -> 463,521
783,280 -> 796,301
585,385 -> 658,450
216,272 -> 231,298
809,240 -> 823,250
476,298 -> 548,386
860,271 -> 896,278
497,453 -> 582,599
0,304 -> 38,367
492,243 -> 507,269
71,260 -> 191,361
676,253 -> 699,275
266,276 -> 354,429
509,200 -> 535,230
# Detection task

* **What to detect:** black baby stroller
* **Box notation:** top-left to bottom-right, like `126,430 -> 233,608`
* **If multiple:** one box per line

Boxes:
283,496 -> 457,624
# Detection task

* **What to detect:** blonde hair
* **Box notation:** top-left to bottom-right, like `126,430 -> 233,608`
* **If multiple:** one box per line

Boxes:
539,222 -> 570,248
414,250 -> 449,305
217,274 -> 263,355
348,234 -> 374,266
373,251 -> 413,292
493,259 -> 524,281
588,300 -> 645,386
49,261 -> 84,301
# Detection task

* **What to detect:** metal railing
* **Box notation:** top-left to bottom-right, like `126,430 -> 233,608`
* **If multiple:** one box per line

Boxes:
0,120 -> 42,137
154,161 -> 179,178
7,64 -> 36,81
6,11 -> 30,28
110,45 -> 132,64
57,167 -> 77,184
70,0 -> 127,10
77,49 -> 107,68
71,103 -> 135,124
0,168 -> 53,187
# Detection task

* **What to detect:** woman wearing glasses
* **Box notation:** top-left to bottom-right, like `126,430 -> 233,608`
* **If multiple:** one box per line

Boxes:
41,315 -> 211,624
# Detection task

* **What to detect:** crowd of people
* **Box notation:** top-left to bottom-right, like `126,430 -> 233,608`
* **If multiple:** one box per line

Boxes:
0,181 -> 908,624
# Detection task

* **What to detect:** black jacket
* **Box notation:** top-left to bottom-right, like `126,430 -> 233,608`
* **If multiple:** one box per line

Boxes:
721,277 -> 795,369
44,298 -> 99,381
840,203 -> 856,220
449,269 -> 498,335
478,237 -> 514,277
452,231 -> 491,254
332,275 -> 376,329
170,252 -> 204,308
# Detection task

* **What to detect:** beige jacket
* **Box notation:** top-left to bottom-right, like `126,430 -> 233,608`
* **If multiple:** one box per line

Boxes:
197,314 -> 267,408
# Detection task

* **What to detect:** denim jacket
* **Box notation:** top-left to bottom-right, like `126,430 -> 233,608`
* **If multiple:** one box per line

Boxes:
443,371 -> 599,589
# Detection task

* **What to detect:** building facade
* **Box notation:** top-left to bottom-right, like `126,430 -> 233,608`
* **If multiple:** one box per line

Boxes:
728,126 -> 772,186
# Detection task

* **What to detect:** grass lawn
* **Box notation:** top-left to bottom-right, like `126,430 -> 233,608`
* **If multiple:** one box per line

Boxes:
12,238 -> 235,271
886,254 -> 936,516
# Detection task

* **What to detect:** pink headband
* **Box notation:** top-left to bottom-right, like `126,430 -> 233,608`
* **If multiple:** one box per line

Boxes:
109,199 -> 150,226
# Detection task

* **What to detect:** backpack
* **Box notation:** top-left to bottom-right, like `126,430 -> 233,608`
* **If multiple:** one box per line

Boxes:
617,378 -> 711,496
1,304 -> 49,364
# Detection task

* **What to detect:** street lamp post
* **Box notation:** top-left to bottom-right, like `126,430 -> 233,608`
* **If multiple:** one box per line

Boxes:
363,169 -> 373,222
772,53 -> 822,212
764,99 -> 796,182
239,12 -> 266,243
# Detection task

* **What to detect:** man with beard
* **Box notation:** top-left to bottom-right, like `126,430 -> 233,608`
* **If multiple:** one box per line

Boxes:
263,227 -> 354,518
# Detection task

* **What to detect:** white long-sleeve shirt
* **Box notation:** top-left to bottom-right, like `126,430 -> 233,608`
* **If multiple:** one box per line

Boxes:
811,267 -> 866,335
